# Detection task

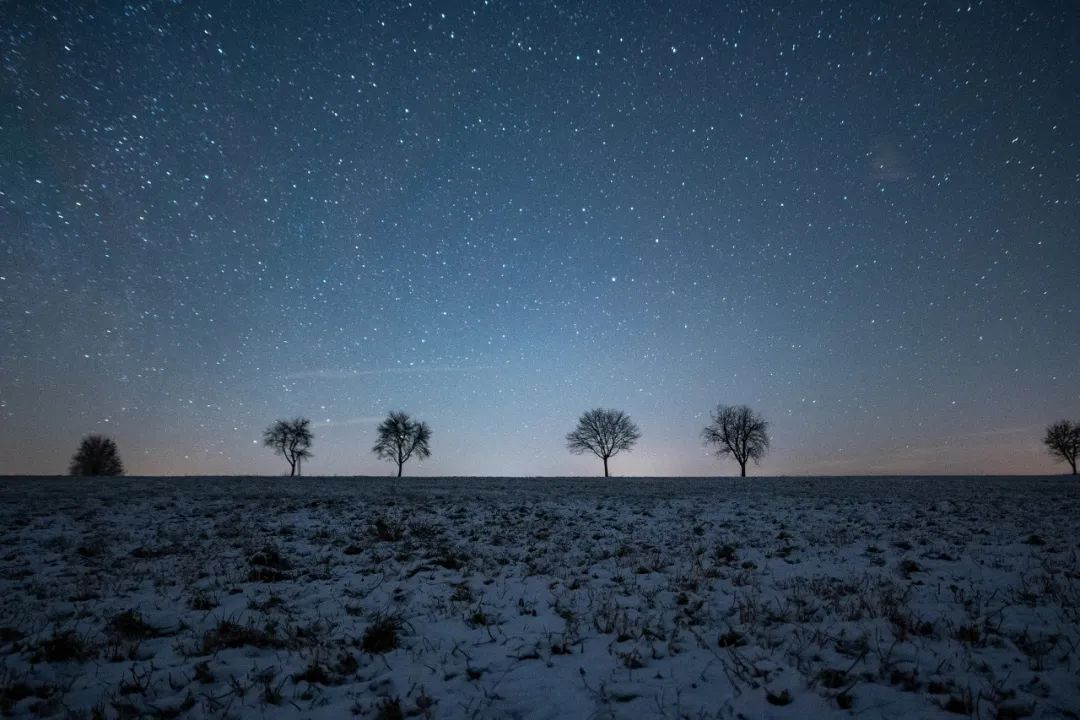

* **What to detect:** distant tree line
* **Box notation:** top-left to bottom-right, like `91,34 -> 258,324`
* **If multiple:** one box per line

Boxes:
68,411 -> 1080,477
563,404 -> 770,477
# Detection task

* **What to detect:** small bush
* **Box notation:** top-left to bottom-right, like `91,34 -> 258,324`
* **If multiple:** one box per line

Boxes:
371,516 -> 405,542
249,545 -> 290,570
131,544 -> 181,559
899,558 -> 922,576
361,616 -> 401,654
76,539 -> 108,558
192,661 -> 214,684
0,681 -> 56,715
37,630 -> 92,663
69,435 -> 124,476
943,694 -> 973,714
819,668 -> 848,689
953,624 -> 981,644
247,567 -> 290,582
408,521 -> 439,540
107,610 -> 161,640
766,689 -> 792,706
889,669 -> 921,692
433,548 -> 466,570
0,627 -> 25,644
200,620 -> 283,654
247,544 -> 292,582
718,630 -> 746,648
190,589 -> 218,611
714,544 -> 738,564
334,652 -> 359,675
373,697 -> 405,720
248,594 -> 286,612
293,661 -> 334,685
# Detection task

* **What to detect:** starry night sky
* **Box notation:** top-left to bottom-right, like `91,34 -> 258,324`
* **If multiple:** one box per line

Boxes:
1,1 -> 1077,477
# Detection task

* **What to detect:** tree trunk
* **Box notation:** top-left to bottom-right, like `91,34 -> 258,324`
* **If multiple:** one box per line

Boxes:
740,462 -> 746,478
289,461 -> 296,477
603,456 -> 609,477
397,463 -> 403,478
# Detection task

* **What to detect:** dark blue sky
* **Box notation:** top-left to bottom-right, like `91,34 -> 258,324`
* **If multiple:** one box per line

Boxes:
1,1 -> 1077,476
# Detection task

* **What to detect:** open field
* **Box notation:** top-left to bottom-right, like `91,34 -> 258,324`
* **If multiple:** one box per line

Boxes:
0,476 -> 1078,719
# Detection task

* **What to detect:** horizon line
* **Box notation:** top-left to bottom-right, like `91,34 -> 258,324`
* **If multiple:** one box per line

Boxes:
0,473 -> 1071,479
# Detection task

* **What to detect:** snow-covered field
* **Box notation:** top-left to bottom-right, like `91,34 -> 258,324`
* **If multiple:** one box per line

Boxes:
1,476 -> 1077,719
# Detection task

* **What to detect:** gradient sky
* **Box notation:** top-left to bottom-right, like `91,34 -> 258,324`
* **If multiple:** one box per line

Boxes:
1,1 -> 1078,477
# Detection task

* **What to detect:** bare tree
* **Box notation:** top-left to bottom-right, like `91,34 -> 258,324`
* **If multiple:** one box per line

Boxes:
263,417 -> 313,476
372,411 -> 431,477
702,404 -> 770,477
1043,420 -> 1079,475
69,435 -> 124,476
566,408 -> 641,477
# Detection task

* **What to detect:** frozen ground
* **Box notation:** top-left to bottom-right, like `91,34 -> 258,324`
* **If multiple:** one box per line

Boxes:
0,476 -> 1078,719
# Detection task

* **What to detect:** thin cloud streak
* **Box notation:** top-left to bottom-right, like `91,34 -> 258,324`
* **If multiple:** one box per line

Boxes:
957,426 -> 1038,439
285,366 -> 495,380
311,416 -> 386,429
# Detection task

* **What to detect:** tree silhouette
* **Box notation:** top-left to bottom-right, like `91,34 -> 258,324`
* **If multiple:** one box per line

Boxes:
262,417 -> 313,476
69,435 -> 124,476
702,404 -> 770,477
372,411 -> 431,477
566,408 -> 641,477
1043,420 -> 1079,475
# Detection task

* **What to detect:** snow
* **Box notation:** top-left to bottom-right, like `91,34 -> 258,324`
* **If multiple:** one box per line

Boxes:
0,476 -> 1077,718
